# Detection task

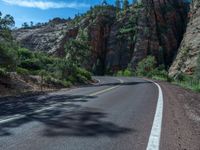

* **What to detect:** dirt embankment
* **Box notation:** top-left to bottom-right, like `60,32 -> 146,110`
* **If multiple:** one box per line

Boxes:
159,81 -> 200,150
0,73 -> 63,97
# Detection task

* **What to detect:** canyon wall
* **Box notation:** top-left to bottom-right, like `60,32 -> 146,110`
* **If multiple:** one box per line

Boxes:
13,1 -> 189,74
169,0 -> 200,76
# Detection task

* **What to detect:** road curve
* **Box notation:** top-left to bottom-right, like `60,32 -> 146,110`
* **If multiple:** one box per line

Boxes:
0,77 -> 160,150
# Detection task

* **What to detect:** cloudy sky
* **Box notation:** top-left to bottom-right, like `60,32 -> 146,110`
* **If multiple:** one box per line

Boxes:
0,0 -> 133,27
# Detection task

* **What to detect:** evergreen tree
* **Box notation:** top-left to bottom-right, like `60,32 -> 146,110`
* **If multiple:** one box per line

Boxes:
0,12 -> 18,70
115,0 -> 121,10
65,31 -> 91,67
102,0 -> 107,5
123,0 -> 129,10
0,12 -> 15,30
22,22 -> 29,28
30,21 -> 34,27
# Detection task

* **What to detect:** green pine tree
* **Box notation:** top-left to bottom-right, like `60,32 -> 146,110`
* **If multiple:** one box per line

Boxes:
115,0 -> 121,10
123,0 -> 129,11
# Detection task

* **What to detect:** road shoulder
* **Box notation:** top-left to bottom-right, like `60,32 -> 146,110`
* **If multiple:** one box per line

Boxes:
159,81 -> 200,150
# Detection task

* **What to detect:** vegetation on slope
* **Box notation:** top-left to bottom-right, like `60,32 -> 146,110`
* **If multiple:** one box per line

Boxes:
116,55 -> 200,92
0,11 -> 91,94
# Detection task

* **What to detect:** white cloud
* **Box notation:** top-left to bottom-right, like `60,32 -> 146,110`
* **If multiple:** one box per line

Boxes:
1,0 -> 90,9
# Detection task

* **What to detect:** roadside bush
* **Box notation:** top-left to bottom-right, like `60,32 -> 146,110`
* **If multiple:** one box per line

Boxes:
19,58 -> 42,71
45,77 -> 72,88
0,67 -> 8,77
136,56 -> 156,77
67,75 -> 76,84
116,64 -> 134,77
62,80 -> 72,87
76,67 -> 92,80
55,59 -> 91,83
195,54 -> 200,80
151,65 -> 169,80
16,67 -> 30,76
123,69 -> 132,77
18,48 -> 33,60
116,70 -> 123,76
76,74 -> 88,83
116,69 -> 133,77
174,72 -> 187,81
0,43 -> 18,71
173,74 -> 200,92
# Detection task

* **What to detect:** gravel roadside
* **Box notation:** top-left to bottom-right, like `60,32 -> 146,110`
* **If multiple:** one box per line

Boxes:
159,81 -> 200,150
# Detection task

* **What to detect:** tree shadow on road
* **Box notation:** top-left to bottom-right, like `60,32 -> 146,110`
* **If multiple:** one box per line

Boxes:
0,94 -> 133,138
0,94 -> 92,136
0,94 -> 93,117
40,108 -> 133,137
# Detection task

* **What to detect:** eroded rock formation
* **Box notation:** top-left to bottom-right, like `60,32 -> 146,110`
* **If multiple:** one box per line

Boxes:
169,0 -> 200,76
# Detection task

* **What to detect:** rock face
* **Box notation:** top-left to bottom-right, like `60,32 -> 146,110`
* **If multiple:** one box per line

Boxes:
13,1 -> 189,75
169,0 -> 200,76
131,0 -> 188,69
13,20 -> 78,56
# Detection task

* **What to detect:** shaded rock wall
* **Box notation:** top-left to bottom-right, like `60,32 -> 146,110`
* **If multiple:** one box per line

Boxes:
131,0 -> 189,69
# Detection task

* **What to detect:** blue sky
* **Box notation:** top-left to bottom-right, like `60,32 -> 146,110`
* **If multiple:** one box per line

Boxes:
0,0 -> 133,27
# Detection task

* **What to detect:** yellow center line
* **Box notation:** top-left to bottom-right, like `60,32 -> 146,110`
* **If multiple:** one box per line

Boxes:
0,78 -> 124,124
89,79 -> 124,96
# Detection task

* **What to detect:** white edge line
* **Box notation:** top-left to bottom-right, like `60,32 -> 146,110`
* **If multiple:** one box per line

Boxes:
146,79 -> 164,150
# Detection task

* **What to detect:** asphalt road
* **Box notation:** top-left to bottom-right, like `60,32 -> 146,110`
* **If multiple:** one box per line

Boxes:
0,77 -> 160,150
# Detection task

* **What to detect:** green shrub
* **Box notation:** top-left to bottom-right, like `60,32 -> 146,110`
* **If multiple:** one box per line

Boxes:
116,69 -> 133,77
62,80 -> 72,87
0,68 -> 8,77
67,75 -> 76,83
174,72 -> 187,81
76,68 -> 91,80
151,66 -> 168,80
173,76 -> 200,92
0,43 -> 18,71
116,64 -> 134,77
18,48 -> 33,60
16,67 -> 30,75
19,58 -> 42,70
123,69 -> 132,77
76,74 -> 88,83
195,54 -> 200,80
44,75 -> 53,83
116,70 -> 123,76
136,56 -> 156,77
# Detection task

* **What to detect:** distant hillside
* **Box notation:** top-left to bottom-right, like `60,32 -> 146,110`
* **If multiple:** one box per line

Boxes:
13,0 -> 189,75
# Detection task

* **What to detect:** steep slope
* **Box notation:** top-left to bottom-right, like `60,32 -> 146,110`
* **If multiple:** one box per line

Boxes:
169,0 -> 200,76
13,1 -> 189,75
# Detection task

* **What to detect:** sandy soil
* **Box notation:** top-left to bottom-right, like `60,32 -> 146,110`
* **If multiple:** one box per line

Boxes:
158,81 -> 200,150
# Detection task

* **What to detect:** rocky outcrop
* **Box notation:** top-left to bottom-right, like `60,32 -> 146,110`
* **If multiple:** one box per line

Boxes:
169,0 -> 200,76
12,21 -> 78,56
